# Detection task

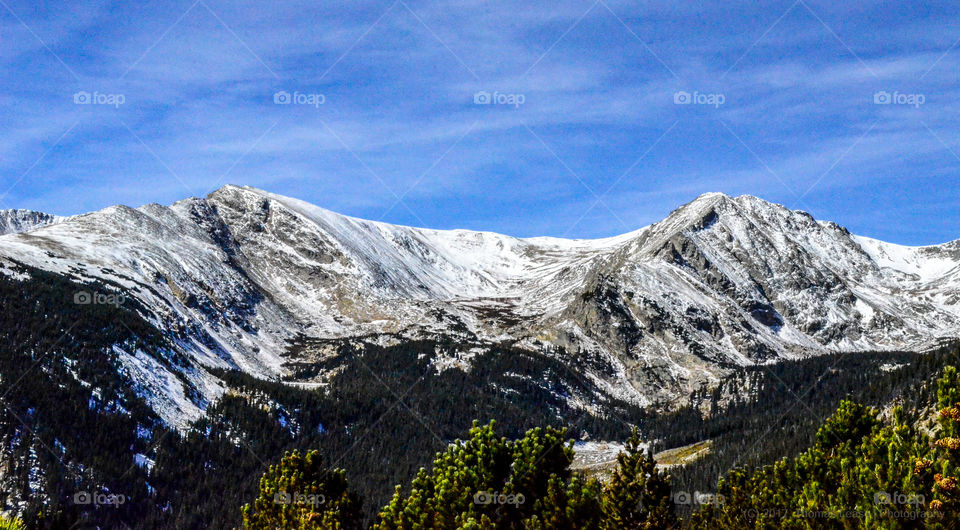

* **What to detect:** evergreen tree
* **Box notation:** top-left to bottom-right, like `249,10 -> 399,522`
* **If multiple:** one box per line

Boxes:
930,366 -> 960,524
688,367 -> 960,529
375,421 -> 681,529
241,450 -> 362,529
375,421 -> 588,529
0,516 -> 23,530
600,428 -> 676,529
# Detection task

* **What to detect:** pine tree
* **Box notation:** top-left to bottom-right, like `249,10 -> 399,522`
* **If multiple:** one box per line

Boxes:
930,366 -> 960,525
600,428 -> 676,529
241,450 -> 362,529
375,421 -> 610,529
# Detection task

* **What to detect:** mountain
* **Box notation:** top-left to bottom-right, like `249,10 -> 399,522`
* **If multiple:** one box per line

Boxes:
0,209 -> 62,235
0,186 -> 957,426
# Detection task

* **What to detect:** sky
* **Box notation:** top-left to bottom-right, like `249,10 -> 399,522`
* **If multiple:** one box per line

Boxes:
0,0 -> 958,245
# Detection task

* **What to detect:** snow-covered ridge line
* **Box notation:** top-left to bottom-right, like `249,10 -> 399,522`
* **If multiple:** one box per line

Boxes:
0,209 -> 65,236
0,184 -> 956,426
244,186 -> 651,249
853,235 -> 960,282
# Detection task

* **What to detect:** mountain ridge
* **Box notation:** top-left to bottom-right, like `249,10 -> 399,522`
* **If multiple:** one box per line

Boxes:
0,209 -> 64,236
0,185 -> 956,426
7,187 -> 957,247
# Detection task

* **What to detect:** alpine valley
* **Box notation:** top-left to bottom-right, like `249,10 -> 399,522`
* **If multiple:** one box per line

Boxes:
0,185 -> 957,527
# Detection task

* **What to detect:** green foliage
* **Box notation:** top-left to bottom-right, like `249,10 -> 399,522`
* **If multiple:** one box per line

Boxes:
241,450 -> 362,529
689,364 -> 960,529
930,366 -> 960,524
374,421 -> 674,529
600,429 -> 676,529
0,516 -> 24,530
813,400 -> 880,449
375,421 -> 573,528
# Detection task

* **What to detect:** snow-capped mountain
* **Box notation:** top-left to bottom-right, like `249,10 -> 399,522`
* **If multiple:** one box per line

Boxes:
0,186 -> 956,425
0,209 -> 62,235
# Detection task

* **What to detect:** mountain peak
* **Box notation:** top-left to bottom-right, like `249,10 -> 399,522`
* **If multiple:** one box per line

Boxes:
207,183 -> 268,202
0,209 -> 63,235
211,183 -> 262,194
691,191 -> 732,202
0,184 -> 957,429
674,192 -> 734,214
207,184 -> 343,220
681,192 -> 794,214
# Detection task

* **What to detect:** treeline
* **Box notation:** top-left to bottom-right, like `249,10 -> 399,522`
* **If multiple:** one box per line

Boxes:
242,422 -> 675,529
688,365 -> 960,528
670,343 -> 960,510
2,262 -> 960,528
238,363 -> 960,528
0,264 -> 649,527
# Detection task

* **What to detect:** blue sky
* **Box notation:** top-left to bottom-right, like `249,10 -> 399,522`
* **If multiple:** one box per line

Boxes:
0,0 -> 958,244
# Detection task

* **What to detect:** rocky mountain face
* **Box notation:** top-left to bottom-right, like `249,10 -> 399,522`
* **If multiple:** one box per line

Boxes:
0,209 -> 62,235
0,186 -> 956,425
